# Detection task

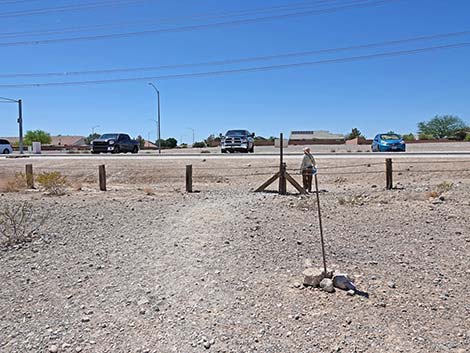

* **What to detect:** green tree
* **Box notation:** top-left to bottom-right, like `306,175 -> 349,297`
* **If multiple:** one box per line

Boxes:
85,133 -> 100,145
135,135 -> 145,149
402,133 -> 416,141
24,130 -> 52,145
165,138 -> 177,149
417,115 -> 468,139
346,128 -> 364,140
192,141 -> 206,148
205,134 -> 221,147
156,138 -> 178,149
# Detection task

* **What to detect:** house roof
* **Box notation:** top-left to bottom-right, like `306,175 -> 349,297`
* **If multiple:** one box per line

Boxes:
289,130 -> 345,140
0,135 -> 85,146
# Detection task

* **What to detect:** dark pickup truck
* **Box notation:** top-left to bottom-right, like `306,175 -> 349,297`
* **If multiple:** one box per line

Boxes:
91,133 -> 139,154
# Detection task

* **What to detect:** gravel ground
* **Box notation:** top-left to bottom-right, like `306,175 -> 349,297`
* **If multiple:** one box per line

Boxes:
0,156 -> 469,353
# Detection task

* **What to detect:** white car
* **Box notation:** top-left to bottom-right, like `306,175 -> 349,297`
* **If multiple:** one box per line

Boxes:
0,139 -> 13,154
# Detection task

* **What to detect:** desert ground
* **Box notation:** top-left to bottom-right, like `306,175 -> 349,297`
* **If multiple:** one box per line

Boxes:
0,151 -> 469,353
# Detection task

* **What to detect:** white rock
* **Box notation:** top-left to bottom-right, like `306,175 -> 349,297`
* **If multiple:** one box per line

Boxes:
303,268 -> 333,287
320,278 -> 335,293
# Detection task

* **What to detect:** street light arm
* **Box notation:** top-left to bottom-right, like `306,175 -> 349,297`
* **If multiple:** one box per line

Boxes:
0,96 -> 19,103
148,82 -> 159,94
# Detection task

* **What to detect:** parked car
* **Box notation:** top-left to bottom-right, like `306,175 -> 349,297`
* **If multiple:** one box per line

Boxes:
91,133 -> 139,154
220,130 -> 255,153
0,139 -> 13,154
372,133 -> 406,152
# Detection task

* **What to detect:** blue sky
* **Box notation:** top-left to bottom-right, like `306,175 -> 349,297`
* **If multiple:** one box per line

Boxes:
0,0 -> 469,143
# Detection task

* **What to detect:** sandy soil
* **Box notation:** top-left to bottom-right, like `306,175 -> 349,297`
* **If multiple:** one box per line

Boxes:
0,156 -> 469,353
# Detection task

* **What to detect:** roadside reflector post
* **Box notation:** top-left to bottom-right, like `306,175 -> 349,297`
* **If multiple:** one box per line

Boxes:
99,165 -> 106,191
385,158 -> 393,190
186,165 -> 193,193
25,164 -> 34,189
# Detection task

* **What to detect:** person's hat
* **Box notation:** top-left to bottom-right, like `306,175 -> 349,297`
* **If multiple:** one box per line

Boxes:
303,147 -> 310,152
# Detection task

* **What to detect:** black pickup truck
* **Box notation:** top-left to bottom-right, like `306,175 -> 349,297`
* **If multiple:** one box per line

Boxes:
91,133 -> 139,154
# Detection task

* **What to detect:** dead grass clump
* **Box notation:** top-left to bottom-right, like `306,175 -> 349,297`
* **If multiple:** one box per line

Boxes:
36,172 -> 68,195
334,176 -> 347,184
338,195 -> 364,206
0,173 -> 27,193
143,187 -> 155,195
437,181 -> 453,193
426,181 -> 454,199
0,201 -> 47,246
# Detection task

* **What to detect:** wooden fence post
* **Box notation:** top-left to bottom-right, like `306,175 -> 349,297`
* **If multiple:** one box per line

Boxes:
385,158 -> 393,190
25,164 -> 34,189
186,165 -> 193,193
279,162 -> 287,195
99,165 -> 106,191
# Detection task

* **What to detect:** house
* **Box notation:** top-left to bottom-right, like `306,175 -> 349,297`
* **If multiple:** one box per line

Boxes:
51,136 -> 86,146
0,135 -> 86,146
289,130 -> 345,145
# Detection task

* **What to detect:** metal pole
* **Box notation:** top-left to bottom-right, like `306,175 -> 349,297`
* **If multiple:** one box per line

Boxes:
314,173 -> 328,275
18,99 -> 24,154
157,90 -> 161,154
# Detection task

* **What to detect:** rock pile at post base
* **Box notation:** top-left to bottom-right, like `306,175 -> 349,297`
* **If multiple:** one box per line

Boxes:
303,268 -> 357,294
302,268 -> 333,287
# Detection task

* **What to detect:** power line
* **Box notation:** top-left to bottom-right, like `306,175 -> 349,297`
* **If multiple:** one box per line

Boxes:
1,30 -> 469,78
0,0 -> 151,19
0,0 -> 353,39
1,41 -> 468,88
0,0 -> 399,47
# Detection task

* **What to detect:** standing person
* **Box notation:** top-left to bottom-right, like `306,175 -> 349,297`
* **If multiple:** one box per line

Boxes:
300,147 -> 317,193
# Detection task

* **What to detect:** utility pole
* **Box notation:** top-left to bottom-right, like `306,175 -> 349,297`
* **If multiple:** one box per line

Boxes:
148,83 -> 161,154
1,96 -> 24,154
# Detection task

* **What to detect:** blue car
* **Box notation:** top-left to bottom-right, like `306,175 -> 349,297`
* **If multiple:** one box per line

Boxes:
371,133 -> 406,152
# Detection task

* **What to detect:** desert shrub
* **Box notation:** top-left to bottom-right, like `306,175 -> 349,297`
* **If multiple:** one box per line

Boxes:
0,201 -> 47,246
0,173 -> 27,192
36,172 -> 68,195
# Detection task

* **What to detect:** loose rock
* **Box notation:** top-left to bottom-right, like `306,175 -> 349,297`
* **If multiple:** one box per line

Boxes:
333,274 -> 356,291
320,278 -> 335,293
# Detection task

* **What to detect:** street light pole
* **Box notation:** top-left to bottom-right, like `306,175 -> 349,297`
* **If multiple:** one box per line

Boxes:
1,96 -> 24,154
148,83 -> 161,154
187,128 -> 195,146
18,99 -> 23,154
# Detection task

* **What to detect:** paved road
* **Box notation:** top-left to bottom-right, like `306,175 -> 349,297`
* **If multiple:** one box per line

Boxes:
3,151 -> 470,160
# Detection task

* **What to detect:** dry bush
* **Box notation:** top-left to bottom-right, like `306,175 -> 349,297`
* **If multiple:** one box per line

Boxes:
0,173 -> 27,193
0,201 -> 47,246
36,171 -> 68,195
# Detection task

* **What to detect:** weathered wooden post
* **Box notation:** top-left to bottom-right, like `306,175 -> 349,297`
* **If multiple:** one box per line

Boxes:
278,133 -> 287,195
186,165 -> 193,193
385,158 -> 393,190
25,164 -> 34,189
99,165 -> 106,191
